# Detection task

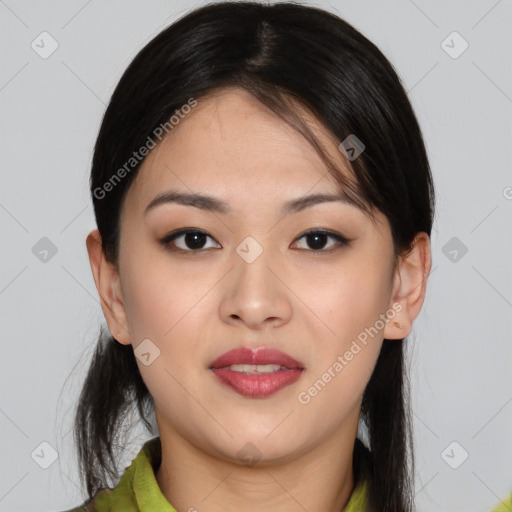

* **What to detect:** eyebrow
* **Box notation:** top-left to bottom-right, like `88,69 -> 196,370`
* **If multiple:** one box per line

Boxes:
143,189 -> 354,216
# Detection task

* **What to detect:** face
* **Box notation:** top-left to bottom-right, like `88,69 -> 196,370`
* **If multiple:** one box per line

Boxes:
115,87 -> 400,464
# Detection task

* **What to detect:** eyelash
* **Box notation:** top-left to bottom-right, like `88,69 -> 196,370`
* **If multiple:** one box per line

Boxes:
159,228 -> 352,254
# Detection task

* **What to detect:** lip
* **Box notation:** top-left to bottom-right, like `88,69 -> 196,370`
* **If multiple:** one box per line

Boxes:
209,348 -> 305,398
209,347 -> 304,369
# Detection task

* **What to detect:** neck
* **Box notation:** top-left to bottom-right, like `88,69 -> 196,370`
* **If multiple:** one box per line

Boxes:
155,412 -> 359,512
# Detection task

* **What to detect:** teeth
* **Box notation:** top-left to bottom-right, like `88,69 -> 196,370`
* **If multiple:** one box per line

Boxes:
227,364 -> 283,374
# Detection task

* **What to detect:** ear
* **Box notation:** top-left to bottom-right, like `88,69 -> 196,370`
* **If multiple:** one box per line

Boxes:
383,232 -> 432,340
86,229 -> 132,345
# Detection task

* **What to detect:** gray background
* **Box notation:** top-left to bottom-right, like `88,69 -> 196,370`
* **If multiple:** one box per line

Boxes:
1,0 -> 511,511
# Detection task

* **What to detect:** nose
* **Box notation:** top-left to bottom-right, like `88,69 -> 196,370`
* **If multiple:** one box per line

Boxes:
219,245 -> 293,330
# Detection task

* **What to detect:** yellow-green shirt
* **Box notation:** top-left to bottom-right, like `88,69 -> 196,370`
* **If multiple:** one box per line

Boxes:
63,436 -> 512,512
64,436 -> 367,511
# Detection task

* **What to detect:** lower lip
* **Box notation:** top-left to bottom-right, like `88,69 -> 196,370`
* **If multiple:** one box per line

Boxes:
211,368 -> 303,398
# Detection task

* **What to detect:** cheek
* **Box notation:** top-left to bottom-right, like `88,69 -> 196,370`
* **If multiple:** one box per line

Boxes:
123,257 -> 211,425
297,255 -> 392,402
295,277 -> 386,428
120,251 -> 220,407
120,248 -> 210,341
311,260 -> 392,345
122,270 -> 171,341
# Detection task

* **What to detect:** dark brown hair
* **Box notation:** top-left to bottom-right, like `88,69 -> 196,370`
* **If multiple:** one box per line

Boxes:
72,2 -> 435,511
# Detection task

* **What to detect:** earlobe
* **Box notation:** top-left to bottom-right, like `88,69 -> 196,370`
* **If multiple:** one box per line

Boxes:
86,229 -> 131,345
383,232 -> 432,340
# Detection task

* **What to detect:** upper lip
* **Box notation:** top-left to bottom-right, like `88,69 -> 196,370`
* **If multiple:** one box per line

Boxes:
209,347 -> 304,369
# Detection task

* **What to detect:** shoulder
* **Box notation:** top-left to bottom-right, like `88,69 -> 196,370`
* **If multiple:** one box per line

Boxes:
57,472 -> 137,512
489,491 -> 512,512
57,483 -> 136,511
59,437 -> 162,512
343,478 -> 368,512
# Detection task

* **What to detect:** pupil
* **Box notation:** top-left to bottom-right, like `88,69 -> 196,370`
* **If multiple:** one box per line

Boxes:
186,232 -> 206,249
308,233 -> 327,250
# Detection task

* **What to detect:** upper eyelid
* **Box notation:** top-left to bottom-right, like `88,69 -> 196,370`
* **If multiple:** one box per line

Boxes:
164,229 -> 220,248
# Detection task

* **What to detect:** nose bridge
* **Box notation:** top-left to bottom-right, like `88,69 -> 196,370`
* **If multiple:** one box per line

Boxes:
235,240 -> 272,291
219,236 -> 292,328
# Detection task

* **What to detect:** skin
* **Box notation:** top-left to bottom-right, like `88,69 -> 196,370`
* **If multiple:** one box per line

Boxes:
86,87 -> 431,512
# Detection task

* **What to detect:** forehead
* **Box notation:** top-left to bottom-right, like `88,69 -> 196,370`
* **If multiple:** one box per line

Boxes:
123,87 -> 356,214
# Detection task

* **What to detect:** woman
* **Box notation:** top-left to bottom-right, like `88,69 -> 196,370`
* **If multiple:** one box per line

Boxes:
65,1 -> 438,510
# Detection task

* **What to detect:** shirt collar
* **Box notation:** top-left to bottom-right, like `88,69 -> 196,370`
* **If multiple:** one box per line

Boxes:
110,436 -> 367,512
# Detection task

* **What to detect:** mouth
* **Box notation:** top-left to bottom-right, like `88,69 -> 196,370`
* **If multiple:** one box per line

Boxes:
209,347 -> 305,398
218,363 -> 294,374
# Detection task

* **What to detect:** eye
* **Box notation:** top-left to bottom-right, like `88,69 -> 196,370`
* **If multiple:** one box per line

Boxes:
159,228 -> 351,253
291,230 -> 351,252
159,229 -> 221,252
